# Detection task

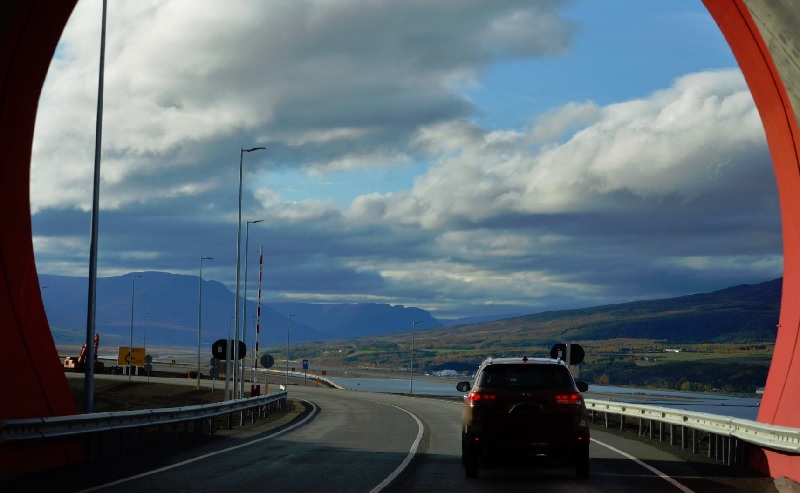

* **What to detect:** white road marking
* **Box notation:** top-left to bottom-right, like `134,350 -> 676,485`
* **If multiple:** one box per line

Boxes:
368,400 -> 425,493
592,438 -> 696,493
77,399 -> 319,493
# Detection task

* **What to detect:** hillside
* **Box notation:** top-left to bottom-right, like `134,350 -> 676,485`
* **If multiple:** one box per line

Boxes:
285,279 -> 780,392
42,271 -> 781,383
430,277 -> 782,346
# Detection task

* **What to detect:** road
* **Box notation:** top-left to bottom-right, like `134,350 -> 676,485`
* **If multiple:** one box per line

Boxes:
7,384 -> 783,493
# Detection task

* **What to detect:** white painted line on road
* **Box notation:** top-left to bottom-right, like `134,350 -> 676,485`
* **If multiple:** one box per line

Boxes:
77,399 -> 319,493
592,438 -> 696,493
368,401 -> 425,493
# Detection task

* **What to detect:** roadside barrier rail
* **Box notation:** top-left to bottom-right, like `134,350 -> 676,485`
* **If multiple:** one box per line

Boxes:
584,397 -> 800,466
0,390 -> 287,446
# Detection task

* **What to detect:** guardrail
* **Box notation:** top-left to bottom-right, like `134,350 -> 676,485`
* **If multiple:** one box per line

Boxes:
4,384 -> 798,472
0,390 -> 287,462
284,370 -> 346,389
584,398 -> 800,467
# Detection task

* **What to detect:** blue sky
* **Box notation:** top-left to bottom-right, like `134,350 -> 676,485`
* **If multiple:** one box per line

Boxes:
31,0 -> 781,320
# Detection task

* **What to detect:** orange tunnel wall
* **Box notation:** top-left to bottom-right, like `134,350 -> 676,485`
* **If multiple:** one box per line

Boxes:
2,0 -> 800,480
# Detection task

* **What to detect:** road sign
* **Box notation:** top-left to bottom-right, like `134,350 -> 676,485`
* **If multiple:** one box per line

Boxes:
302,359 -> 309,370
117,347 -> 146,366
260,354 -> 275,368
212,339 -> 227,359
550,343 -> 585,365
211,340 -> 247,360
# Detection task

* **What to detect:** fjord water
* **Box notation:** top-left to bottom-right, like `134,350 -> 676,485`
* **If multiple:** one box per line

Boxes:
329,376 -> 761,420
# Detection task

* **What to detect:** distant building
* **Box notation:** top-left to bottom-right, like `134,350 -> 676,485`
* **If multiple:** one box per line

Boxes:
435,369 -> 459,377
664,348 -> 681,353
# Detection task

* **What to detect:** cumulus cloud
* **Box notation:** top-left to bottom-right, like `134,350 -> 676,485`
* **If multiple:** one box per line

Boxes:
362,69 -> 768,229
30,1 -> 781,318
32,0 -> 575,213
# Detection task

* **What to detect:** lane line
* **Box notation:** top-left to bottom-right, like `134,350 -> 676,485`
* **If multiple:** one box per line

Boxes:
78,399 -> 319,493
368,400 -> 425,493
591,438 -> 696,493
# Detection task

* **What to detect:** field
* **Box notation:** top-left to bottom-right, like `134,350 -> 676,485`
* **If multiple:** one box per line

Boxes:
277,337 -> 773,394
66,377 -> 225,413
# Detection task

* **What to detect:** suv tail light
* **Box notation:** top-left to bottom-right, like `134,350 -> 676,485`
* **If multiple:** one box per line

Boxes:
554,392 -> 583,405
468,392 -> 498,404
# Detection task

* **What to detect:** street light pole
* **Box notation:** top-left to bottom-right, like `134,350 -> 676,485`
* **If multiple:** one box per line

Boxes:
226,315 -> 234,398
197,256 -> 212,390
410,320 -> 422,395
144,311 -> 149,383
128,274 -> 142,382
84,0 -> 108,415
233,147 -> 266,400
286,314 -> 294,387
241,219 -> 263,398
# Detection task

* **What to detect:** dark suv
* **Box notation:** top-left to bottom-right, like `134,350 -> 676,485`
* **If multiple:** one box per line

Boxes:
456,356 -> 590,478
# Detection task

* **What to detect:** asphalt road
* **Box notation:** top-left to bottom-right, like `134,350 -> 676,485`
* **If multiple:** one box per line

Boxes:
6,383 -> 784,493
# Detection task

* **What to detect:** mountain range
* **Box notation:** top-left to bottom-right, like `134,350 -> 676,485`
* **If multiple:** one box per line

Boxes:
40,272 -> 443,350
41,272 -> 782,354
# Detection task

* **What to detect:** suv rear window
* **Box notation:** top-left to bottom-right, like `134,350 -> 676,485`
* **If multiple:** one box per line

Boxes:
477,364 -> 572,389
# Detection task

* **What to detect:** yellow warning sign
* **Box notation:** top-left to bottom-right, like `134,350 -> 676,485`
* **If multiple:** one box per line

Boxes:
117,347 -> 146,366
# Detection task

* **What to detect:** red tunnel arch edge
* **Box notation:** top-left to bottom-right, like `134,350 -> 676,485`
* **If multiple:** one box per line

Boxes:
704,0 -> 800,481
0,0 -> 83,475
1,0 -> 800,481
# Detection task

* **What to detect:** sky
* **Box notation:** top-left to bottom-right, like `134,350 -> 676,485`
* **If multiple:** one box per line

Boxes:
30,0 -> 783,320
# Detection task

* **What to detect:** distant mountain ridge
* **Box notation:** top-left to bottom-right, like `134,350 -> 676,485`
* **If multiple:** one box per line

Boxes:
268,302 -> 440,338
40,272 -> 782,354
424,278 -> 781,345
39,272 -> 442,349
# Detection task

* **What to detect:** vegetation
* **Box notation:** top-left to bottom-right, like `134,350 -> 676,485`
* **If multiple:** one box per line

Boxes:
266,279 -> 780,394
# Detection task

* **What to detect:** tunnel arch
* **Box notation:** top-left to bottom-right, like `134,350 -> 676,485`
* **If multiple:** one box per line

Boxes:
1,0 -> 799,479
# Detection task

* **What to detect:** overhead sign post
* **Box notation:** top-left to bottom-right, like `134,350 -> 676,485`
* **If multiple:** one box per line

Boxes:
259,354 -> 274,394
144,354 -> 152,383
